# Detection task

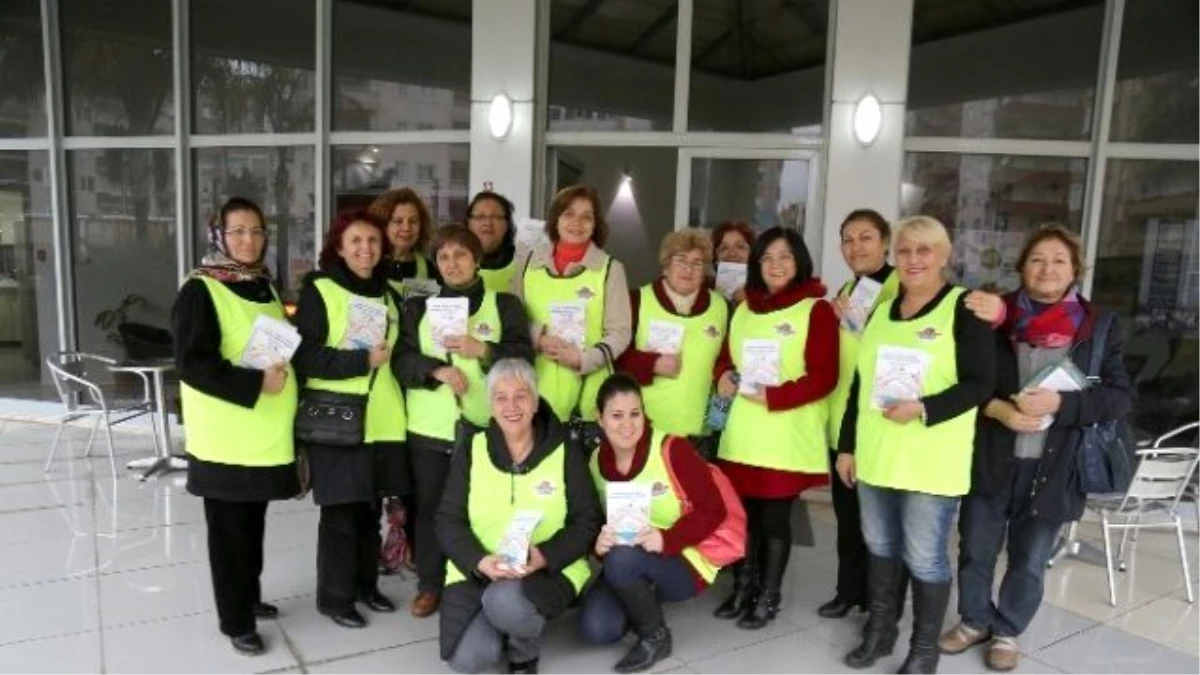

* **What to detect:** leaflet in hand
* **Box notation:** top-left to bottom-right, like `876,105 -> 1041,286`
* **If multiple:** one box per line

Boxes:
342,295 -> 389,349
842,277 -> 882,333
426,296 -> 469,354
714,262 -> 747,300
403,278 -> 441,299
646,319 -> 685,355
498,510 -> 543,569
606,483 -> 651,546
548,301 -> 586,348
871,345 -> 932,409
739,338 -> 781,394
1023,358 -> 1089,430
240,315 -> 301,370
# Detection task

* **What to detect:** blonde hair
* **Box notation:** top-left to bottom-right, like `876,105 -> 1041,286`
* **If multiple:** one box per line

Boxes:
658,227 -> 714,269
892,216 -> 952,256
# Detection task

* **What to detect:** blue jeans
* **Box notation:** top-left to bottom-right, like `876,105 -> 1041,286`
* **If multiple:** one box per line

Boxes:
577,546 -> 698,644
858,482 -> 959,583
957,459 -> 1061,637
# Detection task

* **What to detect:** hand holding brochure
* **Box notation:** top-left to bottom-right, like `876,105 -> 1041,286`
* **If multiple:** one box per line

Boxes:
871,345 -> 932,409
606,483 -> 651,545
646,319 -> 685,355
343,296 -> 388,349
739,338 -> 781,394
240,315 -> 301,369
1022,358 -> 1089,430
842,277 -> 882,333
714,262 -> 747,300
403,278 -> 441,299
498,510 -> 543,569
548,301 -> 586,348
426,296 -> 469,353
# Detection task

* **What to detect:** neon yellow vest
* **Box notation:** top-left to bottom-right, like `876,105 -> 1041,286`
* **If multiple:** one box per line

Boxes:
522,261 -> 610,422
854,286 -> 975,497
305,278 -> 407,443
445,433 -> 592,593
386,256 -> 433,298
406,291 -> 502,441
180,278 -> 297,466
479,258 -> 517,294
634,286 -> 728,437
589,429 -> 721,583
718,299 -> 828,473
828,270 -> 901,449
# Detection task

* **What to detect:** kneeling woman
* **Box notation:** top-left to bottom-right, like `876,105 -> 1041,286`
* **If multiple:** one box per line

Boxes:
436,359 -> 601,674
579,374 -> 727,673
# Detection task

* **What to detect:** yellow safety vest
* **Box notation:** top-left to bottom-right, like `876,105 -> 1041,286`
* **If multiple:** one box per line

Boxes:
479,258 -> 517,295
386,256 -> 434,298
828,270 -> 900,449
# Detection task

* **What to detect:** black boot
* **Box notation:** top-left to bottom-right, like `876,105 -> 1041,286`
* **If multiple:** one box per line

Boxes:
611,582 -> 673,673
844,555 -> 904,669
898,578 -> 952,674
737,538 -> 789,630
713,557 -> 758,619
896,566 -> 911,621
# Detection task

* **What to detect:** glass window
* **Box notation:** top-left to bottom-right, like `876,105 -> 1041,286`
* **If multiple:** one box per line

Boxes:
548,0 -> 676,131
689,0 -> 827,134
68,149 -> 176,356
1092,160 -> 1198,437
331,144 -> 469,225
194,147 -> 314,299
192,0 -> 315,134
544,146 -> 676,286
1109,0 -> 1198,143
0,1 -> 46,138
0,150 -> 54,391
906,0 -> 1103,139
689,158 -> 811,234
900,153 -> 1087,291
60,0 -> 173,136
333,0 -> 470,131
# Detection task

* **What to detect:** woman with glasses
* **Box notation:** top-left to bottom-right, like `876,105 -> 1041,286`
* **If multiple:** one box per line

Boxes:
466,190 -> 520,294
369,188 -> 442,298
711,226 -> 838,630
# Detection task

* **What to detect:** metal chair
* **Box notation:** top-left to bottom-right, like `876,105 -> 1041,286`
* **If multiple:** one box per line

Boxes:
1090,445 -> 1199,606
44,351 -> 160,475
1153,422 -> 1200,532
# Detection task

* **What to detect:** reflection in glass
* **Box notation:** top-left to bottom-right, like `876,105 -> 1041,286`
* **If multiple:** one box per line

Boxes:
331,145 -> 469,225
194,147 -> 314,299
901,153 -> 1086,292
0,0 -> 46,137
333,1 -> 470,131
0,151 -> 53,391
68,149 -> 176,357
689,158 -> 810,235
192,0 -> 315,134
1109,0 -> 1199,143
61,0 -> 174,136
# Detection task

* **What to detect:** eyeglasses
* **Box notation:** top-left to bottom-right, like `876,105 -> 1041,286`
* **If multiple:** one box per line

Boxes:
670,255 -> 707,272
469,214 -> 506,222
760,253 -> 795,267
225,228 -> 267,239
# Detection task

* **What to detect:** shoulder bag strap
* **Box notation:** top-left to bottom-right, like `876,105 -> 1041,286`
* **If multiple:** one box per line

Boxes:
1087,311 -> 1112,380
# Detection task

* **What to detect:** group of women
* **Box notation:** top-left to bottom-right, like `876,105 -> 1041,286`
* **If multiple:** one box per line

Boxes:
173,184 -> 1130,674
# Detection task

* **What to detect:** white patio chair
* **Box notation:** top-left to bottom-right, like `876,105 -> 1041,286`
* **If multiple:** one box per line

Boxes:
44,351 -> 160,475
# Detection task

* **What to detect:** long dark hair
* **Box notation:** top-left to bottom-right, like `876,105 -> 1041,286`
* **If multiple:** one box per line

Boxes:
317,209 -> 392,272
745,226 -> 814,293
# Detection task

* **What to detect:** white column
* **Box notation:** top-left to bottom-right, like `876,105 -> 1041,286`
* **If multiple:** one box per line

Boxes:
470,0 -> 538,220
820,0 -> 914,292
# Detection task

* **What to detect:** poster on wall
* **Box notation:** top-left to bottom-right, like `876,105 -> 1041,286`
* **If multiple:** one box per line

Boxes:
950,228 -> 1027,293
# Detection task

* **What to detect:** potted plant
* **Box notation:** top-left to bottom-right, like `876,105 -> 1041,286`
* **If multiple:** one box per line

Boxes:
94,293 -> 148,347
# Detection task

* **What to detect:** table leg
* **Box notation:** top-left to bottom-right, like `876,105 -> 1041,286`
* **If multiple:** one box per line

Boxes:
136,372 -> 187,481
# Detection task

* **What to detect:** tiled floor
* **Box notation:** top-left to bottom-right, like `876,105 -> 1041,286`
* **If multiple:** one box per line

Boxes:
0,418 -> 1197,674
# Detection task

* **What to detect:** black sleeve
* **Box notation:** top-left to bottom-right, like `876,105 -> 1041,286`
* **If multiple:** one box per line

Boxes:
435,440 -> 491,577
1056,312 -> 1135,428
395,296 -> 446,389
838,372 -> 861,454
921,295 -> 997,426
170,278 -> 262,408
291,280 -> 371,381
487,293 -> 534,369
537,445 -> 603,572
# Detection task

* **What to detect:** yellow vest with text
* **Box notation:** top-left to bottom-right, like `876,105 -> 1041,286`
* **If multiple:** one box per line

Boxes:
718,298 -> 828,473
479,258 -> 517,295
827,271 -> 900,449
589,429 -> 721,583
523,260 -> 611,422
445,432 -> 592,593
180,277 -> 297,466
854,286 -> 975,496
634,286 -> 728,437
305,278 -> 407,443
406,291 -> 502,441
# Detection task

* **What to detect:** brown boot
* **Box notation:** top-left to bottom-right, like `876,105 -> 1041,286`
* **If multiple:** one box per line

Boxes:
937,621 -> 990,655
410,591 -> 439,618
985,637 -> 1020,672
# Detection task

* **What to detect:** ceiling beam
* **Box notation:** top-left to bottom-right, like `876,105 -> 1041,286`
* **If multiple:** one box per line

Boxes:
555,0 -> 608,40
783,0 -> 826,35
627,2 -> 679,55
742,29 -> 787,72
693,27 -> 735,65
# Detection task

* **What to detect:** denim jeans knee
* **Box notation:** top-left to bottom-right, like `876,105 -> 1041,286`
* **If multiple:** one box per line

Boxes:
857,482 -> 903,559
899,491 -> 959,583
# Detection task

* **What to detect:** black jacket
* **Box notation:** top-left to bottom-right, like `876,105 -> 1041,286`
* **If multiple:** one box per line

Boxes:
970,295 -> 1134,523
435,401 -> 601,659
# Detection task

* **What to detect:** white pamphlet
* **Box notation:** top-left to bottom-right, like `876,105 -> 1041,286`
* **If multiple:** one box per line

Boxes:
1023,359 -> 1089,430
342,295 -> 389,349
426,296 -> 469,354
548,301 -> 587,348
714,262 -> 747,300
403,277 -> 441,299
646,319 -> 685,356
606,483 -> 652,546
842,277 -> 883,333
739,338 -> 781,394
871,345 -> 932,409
498,510 -> 544,569
240,315 -> 301,370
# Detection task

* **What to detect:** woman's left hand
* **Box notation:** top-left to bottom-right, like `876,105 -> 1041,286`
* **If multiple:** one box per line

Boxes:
964,291 -> 1005,324
739,387 -> 767,406
555,344 -> 583,370
444,335 -> 486,360
883,400 -> 925,424
635,528 -> 664,554
1013,388 -> 1061,416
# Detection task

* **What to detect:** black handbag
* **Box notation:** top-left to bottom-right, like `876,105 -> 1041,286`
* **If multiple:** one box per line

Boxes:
294,384 -> 372,447
1074,312 -> 1134,494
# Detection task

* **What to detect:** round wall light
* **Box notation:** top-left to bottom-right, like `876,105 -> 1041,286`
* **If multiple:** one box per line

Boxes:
488,93 -> 513,140
853,93 -> 882,146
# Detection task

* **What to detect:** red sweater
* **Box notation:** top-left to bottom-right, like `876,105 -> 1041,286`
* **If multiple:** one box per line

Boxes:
595,426 -> 726,589
616,278 -> 717,385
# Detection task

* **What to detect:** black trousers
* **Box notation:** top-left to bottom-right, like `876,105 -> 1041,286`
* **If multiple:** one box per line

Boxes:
410,446 -> 452,594
743,495 -> 795,543
317,501 -> 382,614
203,498 -> 268,637
829,449 -> 868,603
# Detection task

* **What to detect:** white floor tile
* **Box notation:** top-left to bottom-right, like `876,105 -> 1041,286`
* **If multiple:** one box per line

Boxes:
687,628 -> 865,673
0,477 -> 91,514
1034,622 -> 1200,674
537,616 -> 687,674
1105,594 -> 1200,657
0,577 -> 98,645
273,591 -> 438,664
0,630 -> 103,673
305,640 -> 455,674
102,611 -> 299,674
0,530 -> 98,588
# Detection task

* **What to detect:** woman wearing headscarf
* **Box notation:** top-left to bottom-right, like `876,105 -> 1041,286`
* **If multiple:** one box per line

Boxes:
172,196 -> 299,656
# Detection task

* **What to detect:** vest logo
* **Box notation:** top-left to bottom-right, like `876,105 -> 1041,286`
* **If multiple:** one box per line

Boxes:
704,325 -> 721,339
916,327 -> 942,341
533,479 -> 557,498
576,286 -> 595,301
474,322 -> 493,338
651,481 -> 670,497
775,322 -> 796,337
